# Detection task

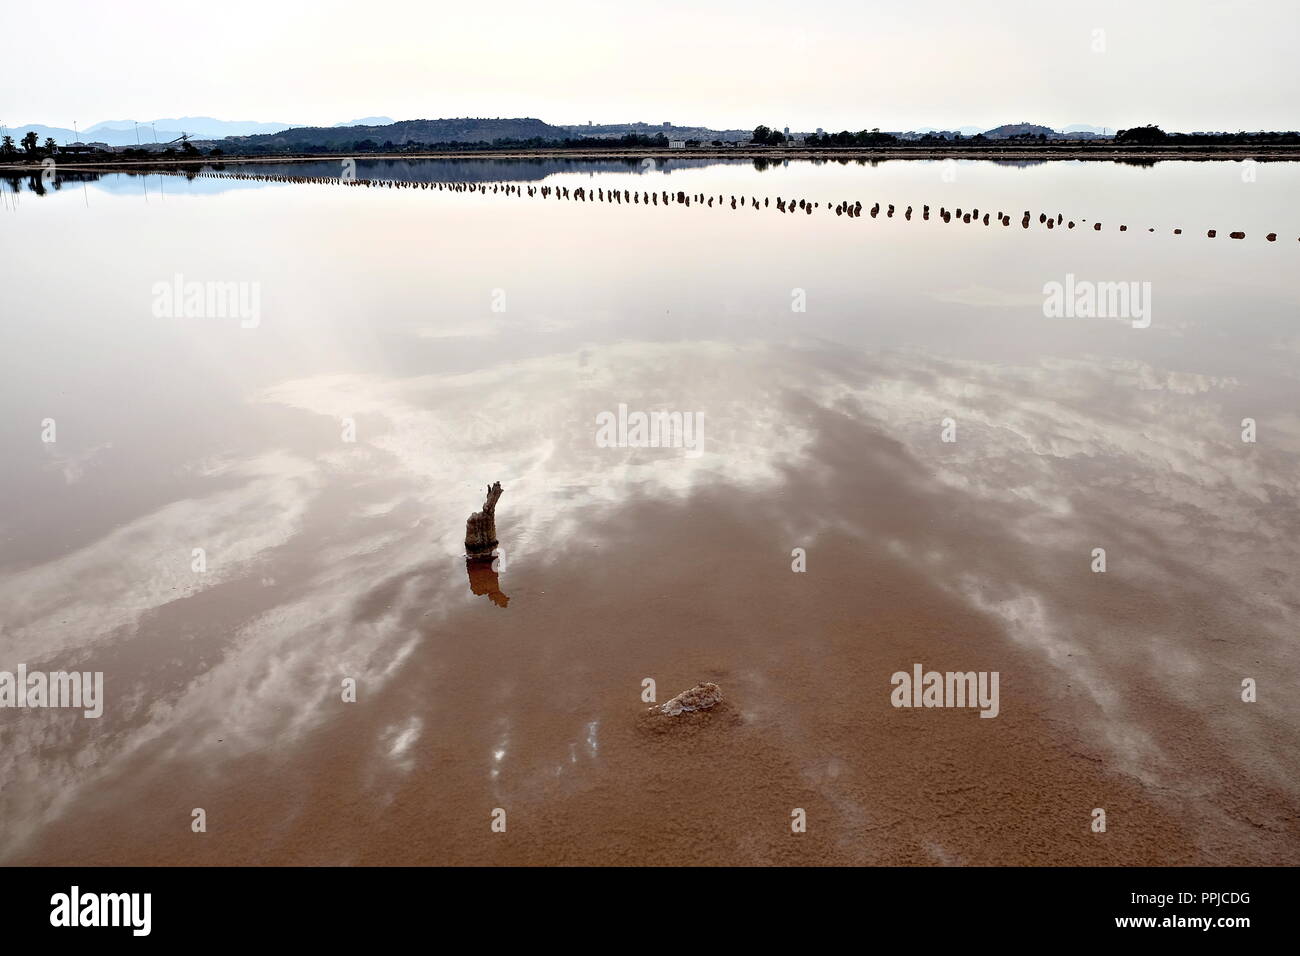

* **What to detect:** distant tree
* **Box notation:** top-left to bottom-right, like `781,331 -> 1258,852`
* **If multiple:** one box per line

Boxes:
752,125 -> 772,145
21,131 -> 38,153
855,128 -> 897,146
43,137 -> 57,153
1115,125 -> 1167,145
182,141 -> 199,156
208,146 -> 224,156
1,135 -> 15,158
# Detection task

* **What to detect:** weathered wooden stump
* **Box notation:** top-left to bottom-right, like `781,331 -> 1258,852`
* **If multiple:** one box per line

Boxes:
465,481 -> 504,560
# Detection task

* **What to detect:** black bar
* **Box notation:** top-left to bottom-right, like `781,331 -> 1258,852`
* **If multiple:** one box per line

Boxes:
1,866 -> 1283,941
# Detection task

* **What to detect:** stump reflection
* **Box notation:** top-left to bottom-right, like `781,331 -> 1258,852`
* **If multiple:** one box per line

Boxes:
466,558 -> 509,608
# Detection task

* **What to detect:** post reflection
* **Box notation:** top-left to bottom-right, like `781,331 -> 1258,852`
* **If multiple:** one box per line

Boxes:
466,557 -> 509,608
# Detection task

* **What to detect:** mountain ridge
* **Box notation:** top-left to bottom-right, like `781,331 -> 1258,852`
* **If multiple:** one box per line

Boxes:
5,116 -> 1157,149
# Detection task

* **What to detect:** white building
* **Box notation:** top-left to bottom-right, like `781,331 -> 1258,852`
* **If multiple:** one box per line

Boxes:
669,140 -> 686,149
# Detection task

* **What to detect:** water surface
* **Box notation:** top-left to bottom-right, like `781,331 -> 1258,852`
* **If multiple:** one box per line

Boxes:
1,157 -> 1297,864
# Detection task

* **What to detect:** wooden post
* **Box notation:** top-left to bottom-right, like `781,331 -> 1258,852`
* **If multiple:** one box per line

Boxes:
465,482 -> 503,560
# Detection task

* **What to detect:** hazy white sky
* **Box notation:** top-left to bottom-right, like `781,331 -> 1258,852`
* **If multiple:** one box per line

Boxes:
4,0 -> 1296,131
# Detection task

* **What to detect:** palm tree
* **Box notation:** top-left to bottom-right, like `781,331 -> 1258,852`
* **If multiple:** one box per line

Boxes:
43,137 -> 56,153
1,135 -> 15,158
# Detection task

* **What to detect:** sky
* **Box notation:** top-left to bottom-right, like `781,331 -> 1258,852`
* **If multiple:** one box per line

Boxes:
4,0 -> 1297,133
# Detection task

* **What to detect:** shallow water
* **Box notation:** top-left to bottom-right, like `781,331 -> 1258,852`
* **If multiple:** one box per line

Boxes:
1,158 -> 1297,864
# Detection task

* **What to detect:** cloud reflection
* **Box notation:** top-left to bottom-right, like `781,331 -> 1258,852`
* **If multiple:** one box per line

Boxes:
2,339 -> 1297,860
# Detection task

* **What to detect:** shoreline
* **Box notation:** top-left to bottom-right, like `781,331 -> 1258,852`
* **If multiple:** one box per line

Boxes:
6,143 -> 1300,172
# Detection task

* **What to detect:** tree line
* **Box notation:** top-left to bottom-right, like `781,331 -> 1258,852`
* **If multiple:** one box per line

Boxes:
1114,125 -> 1300,145
754,123 -> 1300,147
0,133 -> 208,162
1,131 -> 57,158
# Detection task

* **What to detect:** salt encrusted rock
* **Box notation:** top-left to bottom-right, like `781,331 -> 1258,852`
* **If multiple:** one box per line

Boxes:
465,482 -> 503,560
659,682 -> 723,716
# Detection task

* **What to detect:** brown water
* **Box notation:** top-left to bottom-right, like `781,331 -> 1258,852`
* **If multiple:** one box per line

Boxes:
1,158 -> 1297,865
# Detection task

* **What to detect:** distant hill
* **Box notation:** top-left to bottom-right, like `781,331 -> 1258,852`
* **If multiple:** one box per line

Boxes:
913,126 -> 985,137
562,122 -> 751,142
6,117 -> 298,147
334,116 -> 395,127
82,117 -> 295,144
2,124 -> 78,145
983,123 -> 1055,139
225,117 -> 573,150
4,115 -> 1123,151
89,117 -> 295,138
